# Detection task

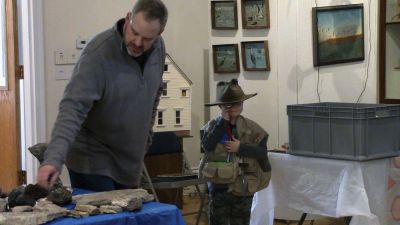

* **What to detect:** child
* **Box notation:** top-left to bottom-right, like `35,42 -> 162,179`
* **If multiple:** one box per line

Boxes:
201,79 -> 271,225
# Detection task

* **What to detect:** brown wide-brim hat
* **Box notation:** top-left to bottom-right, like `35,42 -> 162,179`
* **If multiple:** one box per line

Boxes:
205,79 -> 257,107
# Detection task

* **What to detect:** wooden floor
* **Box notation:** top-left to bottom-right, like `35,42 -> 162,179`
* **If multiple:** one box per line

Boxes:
180,193 -> 346,225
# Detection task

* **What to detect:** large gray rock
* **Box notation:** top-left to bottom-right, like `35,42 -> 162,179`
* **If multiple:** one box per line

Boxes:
73,189 -> 153,211
0,199 -> 69,225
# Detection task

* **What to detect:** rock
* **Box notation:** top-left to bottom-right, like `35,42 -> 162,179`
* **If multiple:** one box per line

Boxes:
66,210 -> 90,218
0,198 -> 7,212
86,199 -> 112,207
99,205 -> 122,214
125,198 -> 142,211
0,212 -> 48,225
11,206 -> 33,213
33,200 -> 68,222
8,186 -> 36,208
73,188 -> 152,205
75,204 -> 100,215
28,143 -> 48,163
24,184 -> 48,201
46,184 -> 72,206
28,143 -> 72,206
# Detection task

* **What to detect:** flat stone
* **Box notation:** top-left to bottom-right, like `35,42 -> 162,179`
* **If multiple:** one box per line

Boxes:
0,198 -> 7,212
66,210 -> 90,218
11,206 -> 33,213
75,204 -> 100,215
99,205 -> 122,214
73,189 -> 153,206
0,212 -> 48,225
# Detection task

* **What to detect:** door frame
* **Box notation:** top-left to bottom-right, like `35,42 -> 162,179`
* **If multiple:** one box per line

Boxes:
20,0 -> 46,184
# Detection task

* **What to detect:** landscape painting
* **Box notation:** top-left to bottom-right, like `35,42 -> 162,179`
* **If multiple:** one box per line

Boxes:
312,4 -> 365,66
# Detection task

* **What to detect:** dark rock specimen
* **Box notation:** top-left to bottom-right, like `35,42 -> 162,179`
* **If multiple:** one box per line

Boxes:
28,143 -> 72,206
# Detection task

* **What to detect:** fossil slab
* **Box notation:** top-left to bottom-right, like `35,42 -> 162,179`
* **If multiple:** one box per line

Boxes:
73,189 -> 153,211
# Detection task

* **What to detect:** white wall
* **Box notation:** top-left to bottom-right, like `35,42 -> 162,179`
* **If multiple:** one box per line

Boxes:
209,0 -> 379,149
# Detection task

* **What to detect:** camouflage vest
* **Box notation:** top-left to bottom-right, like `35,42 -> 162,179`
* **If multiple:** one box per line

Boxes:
205,116 -> 271,196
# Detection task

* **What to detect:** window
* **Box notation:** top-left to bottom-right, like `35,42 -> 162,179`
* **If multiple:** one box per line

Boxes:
162,81 -> 168,96
157,111 -> 163,125
164,64 -> 168,72
181,89 -> 187,97
175,110 -> 181,125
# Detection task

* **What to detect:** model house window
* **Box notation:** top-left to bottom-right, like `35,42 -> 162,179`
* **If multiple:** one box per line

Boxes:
181,89 -> 187,97
162,82 -> 168,96
157,111 -> 164,125
164,64 -> 168,72
175,110 -> 181,125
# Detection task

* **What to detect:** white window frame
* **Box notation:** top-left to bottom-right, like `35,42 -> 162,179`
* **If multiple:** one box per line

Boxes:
173,108 -> 183,126
161,80 -> 170,97
156,108 -> 166,127
180,87 -> 190,97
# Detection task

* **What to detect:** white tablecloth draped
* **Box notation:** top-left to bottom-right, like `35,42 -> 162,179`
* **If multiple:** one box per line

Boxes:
250,152 -> 391,225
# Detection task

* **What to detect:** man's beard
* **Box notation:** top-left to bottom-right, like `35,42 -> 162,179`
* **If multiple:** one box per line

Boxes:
126,46 -> 143,57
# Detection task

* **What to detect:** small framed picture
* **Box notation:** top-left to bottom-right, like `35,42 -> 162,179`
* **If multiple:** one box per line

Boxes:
241,41 -> 270,71
211,1 -> 238,30
312,4 -> 364,66
241,0 -> 270,29
212,44 -> 240,73
386,0 -> 400,23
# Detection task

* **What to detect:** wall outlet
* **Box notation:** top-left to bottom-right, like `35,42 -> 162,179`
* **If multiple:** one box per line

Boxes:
76,37 -> 89,49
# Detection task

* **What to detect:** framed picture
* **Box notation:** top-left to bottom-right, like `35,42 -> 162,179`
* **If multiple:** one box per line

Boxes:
241,0 -> 270,29
212,44 -> 240,73
386,0 -> 400,23
312,4 -> 365,66
211,1 -> 238,30
241,41 -> 270,71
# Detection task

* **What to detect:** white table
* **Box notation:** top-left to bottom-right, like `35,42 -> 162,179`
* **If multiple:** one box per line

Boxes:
250,152 -> 396,225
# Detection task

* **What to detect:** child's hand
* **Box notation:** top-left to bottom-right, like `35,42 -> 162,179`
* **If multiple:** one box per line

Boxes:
221,109 -> 230,121
224,136 -> 240,153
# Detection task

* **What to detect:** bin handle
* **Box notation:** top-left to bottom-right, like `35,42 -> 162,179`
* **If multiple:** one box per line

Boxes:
375,110 -> 391,118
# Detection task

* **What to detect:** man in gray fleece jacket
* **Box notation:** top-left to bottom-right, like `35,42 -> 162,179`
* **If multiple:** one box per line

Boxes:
37,0 -> 168,191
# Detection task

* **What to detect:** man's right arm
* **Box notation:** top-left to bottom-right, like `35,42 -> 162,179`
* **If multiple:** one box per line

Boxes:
38,53 -> 105,188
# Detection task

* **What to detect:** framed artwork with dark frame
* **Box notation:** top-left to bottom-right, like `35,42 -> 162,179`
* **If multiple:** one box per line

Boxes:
241,0 -> 270,29
212,44 -> 240,73
211,1 -> 238,30
241,41 -> 270,71
386,0 -> 400,23
312,4 -> 364,66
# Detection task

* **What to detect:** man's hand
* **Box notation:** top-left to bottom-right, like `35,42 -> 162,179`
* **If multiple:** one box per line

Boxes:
37,165 -> 60,189
224,136 -> 240,153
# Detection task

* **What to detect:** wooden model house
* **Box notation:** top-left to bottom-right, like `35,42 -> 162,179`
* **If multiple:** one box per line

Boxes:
152,54 -> 192,135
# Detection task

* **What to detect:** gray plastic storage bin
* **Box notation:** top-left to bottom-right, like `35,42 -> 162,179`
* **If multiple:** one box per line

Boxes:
287,102 -> 400,161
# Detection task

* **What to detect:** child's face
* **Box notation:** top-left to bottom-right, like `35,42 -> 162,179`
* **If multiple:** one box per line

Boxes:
219,101 -> 243,118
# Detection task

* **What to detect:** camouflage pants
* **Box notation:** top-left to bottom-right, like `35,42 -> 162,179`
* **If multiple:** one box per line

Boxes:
208,191 -> 253,225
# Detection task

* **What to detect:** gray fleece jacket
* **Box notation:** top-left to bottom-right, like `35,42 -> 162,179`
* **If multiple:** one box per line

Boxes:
43,19 -> 165,187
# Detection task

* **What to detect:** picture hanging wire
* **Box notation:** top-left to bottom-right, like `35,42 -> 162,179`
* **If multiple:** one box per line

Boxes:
356,0 -> 372,104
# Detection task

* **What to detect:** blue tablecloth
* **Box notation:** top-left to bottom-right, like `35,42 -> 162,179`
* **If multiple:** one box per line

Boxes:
46,189 -> 186,225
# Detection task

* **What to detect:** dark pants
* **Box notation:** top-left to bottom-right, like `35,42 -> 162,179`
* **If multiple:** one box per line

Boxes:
209,191 -> 253,225
68,168 -> 131,192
